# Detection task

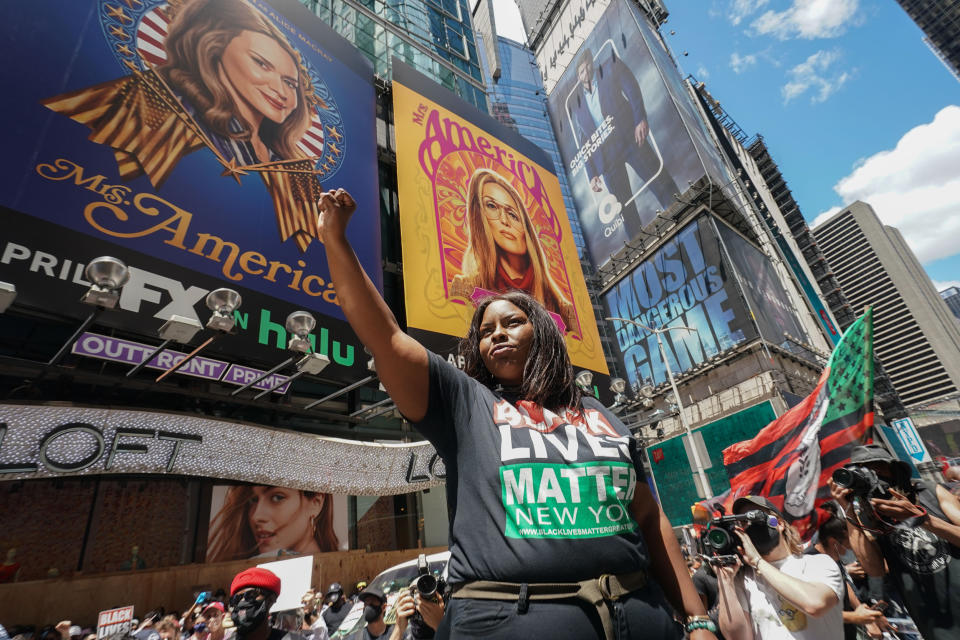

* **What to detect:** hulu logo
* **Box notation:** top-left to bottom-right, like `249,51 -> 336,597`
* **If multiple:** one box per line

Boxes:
232,308 -> 355,366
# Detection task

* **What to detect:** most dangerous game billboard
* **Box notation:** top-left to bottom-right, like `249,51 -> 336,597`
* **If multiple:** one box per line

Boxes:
392,60 -> 608,375
603,216 -> 757,392
0,0 -> 379,380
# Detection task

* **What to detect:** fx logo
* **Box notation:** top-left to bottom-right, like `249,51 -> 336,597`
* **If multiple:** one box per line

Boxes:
119,267 -> 209,323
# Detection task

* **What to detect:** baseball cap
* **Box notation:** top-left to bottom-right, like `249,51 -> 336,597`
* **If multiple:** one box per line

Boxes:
732,495 -> 781,516
201,602 -> 225,615
230,567 -> 281,597
849,444 -> 911,478
357,586 -> 385,605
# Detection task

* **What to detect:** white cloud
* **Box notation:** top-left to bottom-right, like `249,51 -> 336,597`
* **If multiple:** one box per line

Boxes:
752,0 -> 859,39
934,280 -> 960,292
729,0 -> 769,26
781,49 -> 850,103
696,65 -> 710,79
730,52 -> 758,74
811,206 -> 842,228
822,106 -> 960,264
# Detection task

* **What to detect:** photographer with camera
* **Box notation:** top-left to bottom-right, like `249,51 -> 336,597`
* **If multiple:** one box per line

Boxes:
830,444 -> 960,640
714,496 -> 844,640
391,559 -> 447,640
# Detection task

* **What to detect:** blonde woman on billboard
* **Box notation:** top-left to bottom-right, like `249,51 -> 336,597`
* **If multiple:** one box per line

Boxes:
316,188 -> 715,639
450,168 -> 576,333
207,485 -> 338,561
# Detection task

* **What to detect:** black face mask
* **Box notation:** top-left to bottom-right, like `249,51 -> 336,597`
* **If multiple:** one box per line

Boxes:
231,596 -> 271,635
363,605 -> 381,624
746,522 -> 781,556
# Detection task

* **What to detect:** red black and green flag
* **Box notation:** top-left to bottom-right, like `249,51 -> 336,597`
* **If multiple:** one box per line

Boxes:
720,307 -> 874,539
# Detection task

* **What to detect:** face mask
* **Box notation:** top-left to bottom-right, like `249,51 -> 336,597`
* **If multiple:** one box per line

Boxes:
363,605 -> 381,624
746,522 -> 781,556
231,597 -> 270,634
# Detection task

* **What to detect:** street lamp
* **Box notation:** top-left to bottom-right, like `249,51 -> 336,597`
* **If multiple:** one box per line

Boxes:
606,316 -> 714,499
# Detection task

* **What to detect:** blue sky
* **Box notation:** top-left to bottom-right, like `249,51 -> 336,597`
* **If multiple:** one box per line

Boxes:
492,0 -> 960,291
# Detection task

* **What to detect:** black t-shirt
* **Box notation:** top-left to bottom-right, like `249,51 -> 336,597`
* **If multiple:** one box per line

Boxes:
363,626 -> 393,640
878,482 -> 960,640
691,566 -> 718,610
322,602 -> 351,635
412,352 -> 650,585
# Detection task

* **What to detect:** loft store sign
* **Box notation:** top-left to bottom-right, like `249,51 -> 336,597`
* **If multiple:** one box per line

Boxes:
0,421 -> 201,475
0,405 -> 443,494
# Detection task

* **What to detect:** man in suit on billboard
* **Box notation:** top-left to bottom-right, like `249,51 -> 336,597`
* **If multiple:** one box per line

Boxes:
569,46 -> 680,236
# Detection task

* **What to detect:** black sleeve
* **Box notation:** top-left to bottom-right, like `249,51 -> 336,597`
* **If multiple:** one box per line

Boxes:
408,351 -> 473,461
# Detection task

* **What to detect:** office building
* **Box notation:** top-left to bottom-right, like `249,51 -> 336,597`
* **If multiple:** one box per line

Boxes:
743,135 -> 906,418
302,0 -> 488,108
895,0 -> 960,81
813,202 -> 960,406
943,286 -> 960,321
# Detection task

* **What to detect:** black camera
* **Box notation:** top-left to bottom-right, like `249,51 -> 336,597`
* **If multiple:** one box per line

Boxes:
408,554 -> 445,639
703,510 -> 768,564
832,465 -> 894,531
831,466 -> 891,499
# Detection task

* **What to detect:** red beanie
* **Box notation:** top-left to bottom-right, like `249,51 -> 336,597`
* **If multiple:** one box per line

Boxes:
230,567 -> 281,597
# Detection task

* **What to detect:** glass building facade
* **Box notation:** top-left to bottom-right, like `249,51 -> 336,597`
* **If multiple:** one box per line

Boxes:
300,0 -> 487,109
476,34 -> 621,374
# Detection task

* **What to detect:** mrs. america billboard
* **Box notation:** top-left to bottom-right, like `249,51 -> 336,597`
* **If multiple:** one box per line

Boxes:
391,60 -> 607,375
0,0 -> 378,378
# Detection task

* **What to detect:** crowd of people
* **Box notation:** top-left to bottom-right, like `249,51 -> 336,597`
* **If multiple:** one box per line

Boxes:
682,449 -> 960,640
0,566 -> 451,640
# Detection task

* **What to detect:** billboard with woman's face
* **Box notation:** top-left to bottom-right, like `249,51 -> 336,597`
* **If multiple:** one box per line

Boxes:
392,60 -> 607,375
207,484 -> 349,560
0,0 -> 379,380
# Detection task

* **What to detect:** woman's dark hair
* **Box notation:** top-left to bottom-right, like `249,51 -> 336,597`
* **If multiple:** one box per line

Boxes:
460,291 -> 581,411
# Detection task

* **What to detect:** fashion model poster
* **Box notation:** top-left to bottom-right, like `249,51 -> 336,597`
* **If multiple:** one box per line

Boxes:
206,483 -> 349,561
0,0 -> 380,323
391,60 -> 607,375
547,0 -> 728,267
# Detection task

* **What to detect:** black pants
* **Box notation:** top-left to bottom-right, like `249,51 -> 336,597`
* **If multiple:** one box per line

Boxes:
602,139 -> 680,236
435,582 -> 682,639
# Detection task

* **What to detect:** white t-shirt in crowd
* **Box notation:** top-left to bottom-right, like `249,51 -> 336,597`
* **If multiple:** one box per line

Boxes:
737,552 -> 844,640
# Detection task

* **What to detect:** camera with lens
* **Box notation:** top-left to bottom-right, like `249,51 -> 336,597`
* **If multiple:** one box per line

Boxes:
408,554 -> 446,639
703,510 -> 768,565
832,465 -> 893,531
831,466 -> 891,499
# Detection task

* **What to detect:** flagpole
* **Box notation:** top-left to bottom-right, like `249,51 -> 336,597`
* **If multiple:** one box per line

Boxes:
607,317 -> 714,499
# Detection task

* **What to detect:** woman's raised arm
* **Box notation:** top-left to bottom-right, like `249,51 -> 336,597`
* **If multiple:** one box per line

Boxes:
318,189 -> 429,421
